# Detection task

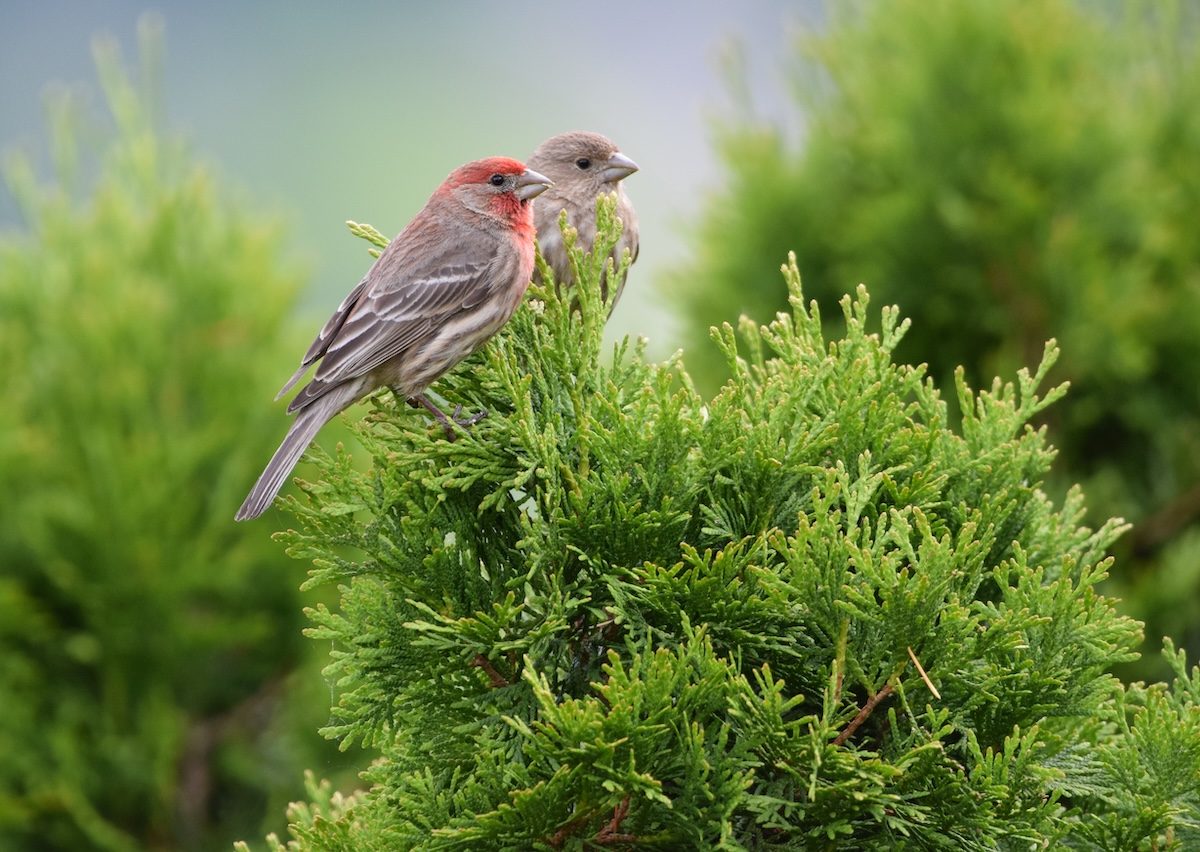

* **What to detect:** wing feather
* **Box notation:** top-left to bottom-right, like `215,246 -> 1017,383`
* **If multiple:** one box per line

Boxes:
275,274 -> 371,400
286,256 -> 495,412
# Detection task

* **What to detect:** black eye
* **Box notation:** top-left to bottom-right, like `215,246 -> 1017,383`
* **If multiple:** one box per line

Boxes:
575,158 -> 591,170
489,173 -> 505,186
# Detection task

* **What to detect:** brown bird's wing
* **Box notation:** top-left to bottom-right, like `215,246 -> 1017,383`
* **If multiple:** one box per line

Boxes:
624,220 -> 640,265
276,274 -> 371,400
618,192 -> 640,266
286,257 -> 495,413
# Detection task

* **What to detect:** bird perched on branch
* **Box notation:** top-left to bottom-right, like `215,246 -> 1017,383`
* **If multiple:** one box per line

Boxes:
236,157 -> 552,521
528,131 -> 639,311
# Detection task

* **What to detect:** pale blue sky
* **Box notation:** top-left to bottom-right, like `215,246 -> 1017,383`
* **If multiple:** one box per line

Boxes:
1,1 -> 822,353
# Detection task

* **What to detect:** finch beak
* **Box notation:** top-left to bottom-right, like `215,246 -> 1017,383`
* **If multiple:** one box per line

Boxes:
515,168 -> 553,201
600,152 -> 639,183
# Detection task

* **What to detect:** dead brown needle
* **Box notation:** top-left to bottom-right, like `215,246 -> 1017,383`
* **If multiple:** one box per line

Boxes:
907,646 -> 941,699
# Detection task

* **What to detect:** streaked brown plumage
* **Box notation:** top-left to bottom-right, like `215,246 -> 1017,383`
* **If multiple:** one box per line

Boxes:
236,157 -> 551,521
528,131 -> 639,311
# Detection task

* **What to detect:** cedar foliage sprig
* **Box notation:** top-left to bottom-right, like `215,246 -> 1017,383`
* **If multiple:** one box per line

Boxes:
246,198 -> 1200,849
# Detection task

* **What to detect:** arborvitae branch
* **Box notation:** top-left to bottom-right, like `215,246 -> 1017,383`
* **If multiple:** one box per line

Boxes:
834,683 -> 896,747
244,196 -> 1200,850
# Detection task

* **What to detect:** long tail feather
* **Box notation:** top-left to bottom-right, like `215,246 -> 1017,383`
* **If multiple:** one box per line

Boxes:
236,383 -> 358,521
274,362 -> 310,401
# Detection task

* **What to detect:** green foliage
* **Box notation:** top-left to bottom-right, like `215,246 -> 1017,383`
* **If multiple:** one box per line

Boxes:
672,0 -> 1200,679
245,206 -> 1200,848
0,27 -> 347,851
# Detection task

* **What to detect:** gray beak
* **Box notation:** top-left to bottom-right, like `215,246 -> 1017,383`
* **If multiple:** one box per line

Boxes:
515,168 -> 553,201
600,151 -> 639,183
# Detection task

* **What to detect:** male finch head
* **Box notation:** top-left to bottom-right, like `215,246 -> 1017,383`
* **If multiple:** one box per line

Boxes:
527,131 -> 639,312
236,157 -> 551,521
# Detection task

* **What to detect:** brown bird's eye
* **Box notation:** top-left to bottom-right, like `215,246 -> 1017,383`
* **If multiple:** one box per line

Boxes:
575,158 -> 591,170
489,174 -> 505,187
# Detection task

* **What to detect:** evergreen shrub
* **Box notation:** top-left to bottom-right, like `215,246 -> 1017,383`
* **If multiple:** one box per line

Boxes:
243,204 -> 1200,849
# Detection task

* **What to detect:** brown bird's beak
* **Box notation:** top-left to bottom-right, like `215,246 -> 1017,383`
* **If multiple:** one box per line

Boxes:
515,168 -> 553,201
600,152 -> 639,183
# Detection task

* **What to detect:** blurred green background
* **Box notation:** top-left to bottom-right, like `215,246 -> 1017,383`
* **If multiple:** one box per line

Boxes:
2,0 -> 1199,848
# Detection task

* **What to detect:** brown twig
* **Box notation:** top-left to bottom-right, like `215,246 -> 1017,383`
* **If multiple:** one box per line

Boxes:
595,796 -> 635,845
470,654 -> 509,688
833,683 -> 895,747
548,814 -> 591,849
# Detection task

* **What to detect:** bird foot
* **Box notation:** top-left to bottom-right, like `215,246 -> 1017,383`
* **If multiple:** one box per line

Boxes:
412,394 -> 488,441
451,404 -> 489,428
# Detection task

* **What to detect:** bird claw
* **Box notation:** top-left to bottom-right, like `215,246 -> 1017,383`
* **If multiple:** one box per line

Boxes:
412,394 -> 487,441
451,404 -> 489,428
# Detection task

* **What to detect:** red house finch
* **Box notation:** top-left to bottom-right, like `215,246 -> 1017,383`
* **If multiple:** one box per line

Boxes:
236,157 -> 551,521
527,131 -> 639,310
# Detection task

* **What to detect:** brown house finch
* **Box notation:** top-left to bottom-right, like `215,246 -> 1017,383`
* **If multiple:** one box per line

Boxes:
527,131 -> 639,310
236,157 -> 552,521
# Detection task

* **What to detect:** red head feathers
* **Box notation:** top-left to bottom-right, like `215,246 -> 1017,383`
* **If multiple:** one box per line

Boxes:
443,157 -> 528,190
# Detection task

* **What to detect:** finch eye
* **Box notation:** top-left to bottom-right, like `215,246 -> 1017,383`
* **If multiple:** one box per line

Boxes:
575,158 -> 591,170
489,174 -> 505,187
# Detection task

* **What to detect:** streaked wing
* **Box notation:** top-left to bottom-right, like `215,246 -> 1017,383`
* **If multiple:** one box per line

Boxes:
276,274 -> 371,399
620,197 -> 639,266
289,259 -> 494,408
624,226 -> 640,266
